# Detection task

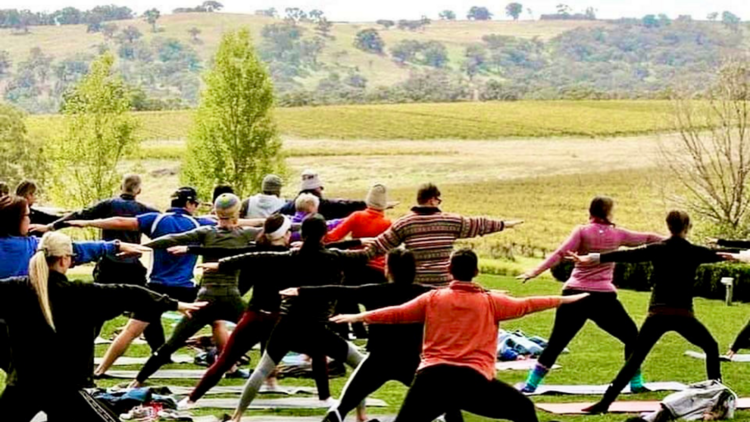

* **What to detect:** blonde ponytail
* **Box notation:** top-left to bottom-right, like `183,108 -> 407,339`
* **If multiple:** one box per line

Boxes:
29,250 -> 55,331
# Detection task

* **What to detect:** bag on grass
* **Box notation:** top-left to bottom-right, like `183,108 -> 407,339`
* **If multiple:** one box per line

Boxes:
638,380 -> 737,421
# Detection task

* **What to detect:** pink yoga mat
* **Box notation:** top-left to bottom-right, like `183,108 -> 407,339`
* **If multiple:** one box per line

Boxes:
537,398 -> 750,414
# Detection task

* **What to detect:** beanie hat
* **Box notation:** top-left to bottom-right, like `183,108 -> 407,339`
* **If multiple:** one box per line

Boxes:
366,184 -> 388,211
300,170 -> 323,192
214,193 -> 241,220
262,175 -> 283,195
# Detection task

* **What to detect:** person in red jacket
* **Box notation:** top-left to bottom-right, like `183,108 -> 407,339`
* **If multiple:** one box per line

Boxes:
332,249 -> 585,422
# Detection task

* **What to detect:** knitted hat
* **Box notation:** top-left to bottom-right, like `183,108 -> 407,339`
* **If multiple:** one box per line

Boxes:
300,170 -> 323,192
366,184 -> 388,211
214,193 -> 241,220
262,175 -> 283,195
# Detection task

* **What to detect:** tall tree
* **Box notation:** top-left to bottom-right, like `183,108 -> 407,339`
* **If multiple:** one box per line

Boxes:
48,53 -> 138,208
506,3 -> 523,21
202,1 -> 224,12
0,103 -> 46,187
182,29 -> 283,197
439,10 -> 456,20
467,6 -> 493,20
120,25 -> 142,43
143,8 -> 160,33
722,11 -> 741,32
354,29 -> 385,54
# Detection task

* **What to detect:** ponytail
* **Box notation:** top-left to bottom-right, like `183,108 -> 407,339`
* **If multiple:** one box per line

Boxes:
28,250 -> 56,331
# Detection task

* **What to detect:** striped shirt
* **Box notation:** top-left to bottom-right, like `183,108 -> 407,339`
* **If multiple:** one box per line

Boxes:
370,207 -> 505,285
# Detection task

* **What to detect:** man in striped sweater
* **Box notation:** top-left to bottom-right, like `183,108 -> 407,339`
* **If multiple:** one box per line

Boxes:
368,183 -> 523,285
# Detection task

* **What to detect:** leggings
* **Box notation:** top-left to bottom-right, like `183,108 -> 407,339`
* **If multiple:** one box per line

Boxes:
600,312 -> 721,405
537,290 -> 639,369
135,284 -> 199,352
731,318 -> 750,352
334,354 -> 464,422
189,310 -> 331,402
394,365 -> 539,422
0,321 -> 8,373
136,286 -> 245,383
333,266 -> 386,339
0,385 -> 119,422
235,317 -> 364,416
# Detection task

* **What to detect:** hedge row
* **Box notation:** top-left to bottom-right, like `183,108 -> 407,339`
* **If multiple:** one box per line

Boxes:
552,261 -> 750,302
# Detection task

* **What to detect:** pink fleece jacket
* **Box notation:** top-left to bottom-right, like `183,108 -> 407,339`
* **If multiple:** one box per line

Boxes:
364,281 -> 562,380
531,222 -> 663,292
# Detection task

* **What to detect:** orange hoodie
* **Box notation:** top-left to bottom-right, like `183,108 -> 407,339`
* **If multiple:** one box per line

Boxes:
325,208 -> 391,270
364,281 -> 562,380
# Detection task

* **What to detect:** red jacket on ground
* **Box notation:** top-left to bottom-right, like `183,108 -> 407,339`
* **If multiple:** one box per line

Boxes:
364,281 -> 562,380
325,208 -> 392,270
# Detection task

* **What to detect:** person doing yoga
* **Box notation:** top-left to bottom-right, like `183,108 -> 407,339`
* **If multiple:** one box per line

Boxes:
201,214 -> 374,422
280,249 -> 461,422
569,210 -> 734,414
332,249 -> 584,422
517,196 -> 664,393
0,232 -> 203,422
130,193 -> 262,387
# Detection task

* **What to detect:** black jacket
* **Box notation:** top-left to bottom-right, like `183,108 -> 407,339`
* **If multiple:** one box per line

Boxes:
278,193 -> 366,221
219,244 -> 373,321
601,236 -> 723,312
0,271 -> 177,389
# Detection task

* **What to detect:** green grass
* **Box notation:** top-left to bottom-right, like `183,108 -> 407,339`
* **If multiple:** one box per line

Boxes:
26,100 -> 677,142
4,274 -> 750,421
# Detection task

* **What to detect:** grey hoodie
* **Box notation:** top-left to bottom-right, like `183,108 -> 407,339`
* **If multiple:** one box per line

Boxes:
241,194 -> 286,218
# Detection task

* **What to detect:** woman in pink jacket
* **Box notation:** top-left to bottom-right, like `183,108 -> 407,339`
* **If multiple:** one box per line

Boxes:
517,196 -> 664,393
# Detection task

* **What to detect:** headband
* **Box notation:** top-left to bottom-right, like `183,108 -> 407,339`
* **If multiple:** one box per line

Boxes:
267,216 -> 292,241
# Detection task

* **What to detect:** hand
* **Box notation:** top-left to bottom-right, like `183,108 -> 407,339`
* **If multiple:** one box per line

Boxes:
504,220 -> 524,229
117,243 -> 151,257
718,252 -> 739,262
280,288 -> 299,297
706,238 -> 719,247
290,241 -> 303,249
516,272 -> 534,283
560,293 -> 589,304
29,224 -> 51,234
198,262 -> 219,272
565,251 -> 595,264
168,245 -> 189,256
66,220 -> 89,228
177,301 -> 207,318
330,313 -> 365,324
386,201 -> 400,210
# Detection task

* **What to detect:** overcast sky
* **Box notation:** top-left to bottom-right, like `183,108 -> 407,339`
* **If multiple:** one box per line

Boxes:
4,1 -> 750,22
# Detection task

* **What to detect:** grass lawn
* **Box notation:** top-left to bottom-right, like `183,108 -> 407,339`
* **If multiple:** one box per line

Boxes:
3,274 -> 750,421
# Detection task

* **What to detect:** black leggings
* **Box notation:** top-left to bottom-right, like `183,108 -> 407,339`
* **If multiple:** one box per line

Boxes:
0,385 -> 119,422
601,312 -> 721,404
336,354 -> 464,422
0,321 -> 9,373
136,284 -> 199,352
394,365 -> 539,422
136,286 -> 244,383
537,290 -> 638,369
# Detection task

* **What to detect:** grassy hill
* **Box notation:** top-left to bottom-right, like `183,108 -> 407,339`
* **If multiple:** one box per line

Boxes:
0,13 -> 605,92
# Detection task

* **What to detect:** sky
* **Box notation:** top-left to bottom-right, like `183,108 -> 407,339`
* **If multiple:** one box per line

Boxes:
3,0 -> 750,22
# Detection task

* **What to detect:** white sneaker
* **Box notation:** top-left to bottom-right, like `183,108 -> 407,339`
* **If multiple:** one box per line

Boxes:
321,397 -> 339,407
176,397 -> 196,411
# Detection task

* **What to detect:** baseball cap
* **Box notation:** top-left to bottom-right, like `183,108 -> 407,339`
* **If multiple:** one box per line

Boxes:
171,187 -> 200,204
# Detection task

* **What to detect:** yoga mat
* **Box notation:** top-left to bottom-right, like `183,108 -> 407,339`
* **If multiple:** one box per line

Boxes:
495,360 -> 560,371
94,355 -> 193,366
166,385 -> 316,396
94,336 -> 147,345
685,350 -> 750,362
536,401 -> 662,414
194,417 -> 395,422
525,381 -> 689,396
105,369 -> 207,379
192,397 -> 387,410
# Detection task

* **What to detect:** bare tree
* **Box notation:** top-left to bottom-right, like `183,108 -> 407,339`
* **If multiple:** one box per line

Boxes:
662,60 -> 750,235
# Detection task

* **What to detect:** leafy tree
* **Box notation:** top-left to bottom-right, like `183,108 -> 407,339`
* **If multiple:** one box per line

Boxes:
376,19 -> 395,29
0,103 -> 46,187
53,7 -> 82,25
390,40 -> 422,64
101,23 -> 118,39
584,7 -> 597,20
722,11 -> 741,32
439,10 -> 456,20
707,12 -> 719,21
202,1 -> 224,12
143,8 -> 160,33
420,41 -> 449,68
48,53 -> 138,209
658,14 -> 672,26
467,6 -> 493,21
0,51 -> 11,77
285,7 -> 307,23
309,9 -> 325,22
354,29 -> 385,54
182,29 -> 283,198
641,14 -> 659,28
188,27 -> 202,43
506,3 -> 523,21
120,25 -> 142,43
462,44 -> 487,79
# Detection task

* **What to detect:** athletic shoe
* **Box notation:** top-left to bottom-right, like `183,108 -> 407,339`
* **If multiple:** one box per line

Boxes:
630,385 -> 652,394
225,368 -> 252,379
518,383 -> 537,394
582,401 -> 610,414
120,405 -> 158,421
157,409 -> 194,421
321,397 -> 339,407
176,397 -> 196,411
322,409 -> 342,422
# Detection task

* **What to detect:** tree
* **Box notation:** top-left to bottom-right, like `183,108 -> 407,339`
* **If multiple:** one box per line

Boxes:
121,25 -> 142,43
101,23 -> 118,39
202,1 -> 224,12
48,53 -> 138,209
662,61 -> 750,236
354,29 -> 385,54
309,9 -> 325,22
722,11 -> 741,32
584,7 -> 597,20
0,103 -> 46,187
641,14 -> 659,28
390,40 -> 422,64
285,8 -> 307,23
439,10 -> 456,20
467,6 -> 493,21
0,51 -> 11,77
707,12 -> 719,21
188,27 -> 202,43
462,44 -> 487,79
143,8 -> 160,33
506,3 -> 523,21
182,29 -> 283,198
376,19 -> 395,29
556,4 -> 572,16
420,41 -> 449,68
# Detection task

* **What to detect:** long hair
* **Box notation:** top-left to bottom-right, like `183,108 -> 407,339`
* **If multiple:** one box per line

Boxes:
0,195 -> 29,237
28,232 -> 71,331
257,214 -> 288,247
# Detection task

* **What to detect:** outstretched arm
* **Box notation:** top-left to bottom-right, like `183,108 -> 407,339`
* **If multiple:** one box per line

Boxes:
332,293 -> 430,325
144,227 -> 207,249
519,227 -> 581,282
66,217 -> 139,231
491,293 -> 585,321
218,250 -> 291,272
459,216 -> 523,239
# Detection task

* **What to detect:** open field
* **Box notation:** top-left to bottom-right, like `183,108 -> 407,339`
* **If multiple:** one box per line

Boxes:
3,275 -> 749,422
26,100 -> 678,141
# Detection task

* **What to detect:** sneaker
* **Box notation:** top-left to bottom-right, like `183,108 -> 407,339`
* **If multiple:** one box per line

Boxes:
321,397 -> 339,407
630,385 -> 651,394
226,368 -> 252,379
158,409 -> 194,421
176,397 -> 196,411
582,401 -> 610,414
518,383 -> 537,394
322,410 -> 343,422
120,405 -> 157,421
